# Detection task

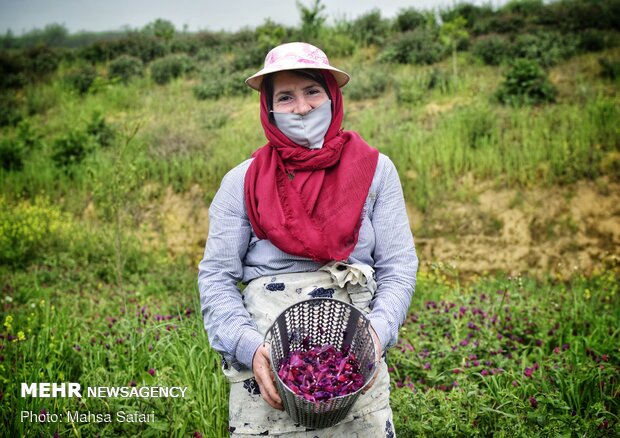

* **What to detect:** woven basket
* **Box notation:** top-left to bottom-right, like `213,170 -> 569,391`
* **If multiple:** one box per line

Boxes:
265,298 -> 376,429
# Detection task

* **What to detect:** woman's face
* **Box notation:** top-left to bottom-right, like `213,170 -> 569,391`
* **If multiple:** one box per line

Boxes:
271,71 -> 329,115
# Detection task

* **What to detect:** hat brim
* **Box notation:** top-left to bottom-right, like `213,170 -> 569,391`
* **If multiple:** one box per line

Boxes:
245,64 -> 350,91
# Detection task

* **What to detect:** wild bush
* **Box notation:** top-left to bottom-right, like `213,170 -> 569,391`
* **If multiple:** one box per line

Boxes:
193,67 -> 254,100
471,34 -> 511,65
193,79 -> 222,100
577,29 -> 616,52
342,66 -> 390,101
478,12 -> 526,35
24,45 -> 61,80
350,9 -> 391,46
512,31 -> 577,67
87,112 -> 116,147
0,91 -> 22,127
108,55 -> 144,84
150,53 -> 194,85
443,5 -> 495,37
231,44 -> 264,70
169,36 -> 201,56
539,0 -> 620,32
51,129 -> 92,168
380,27 -> 445,65
0,138 -> 24,171
316,29 -> 357,58
0,50 -> 27,89
64,65 -> 97,94
599,58 -> 620,80
495,59 -> 557,105
394,7 -> 426,33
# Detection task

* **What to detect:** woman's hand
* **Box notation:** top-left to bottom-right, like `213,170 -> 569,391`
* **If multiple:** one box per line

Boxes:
361,325 -> 382,394
252,344 -> 284,410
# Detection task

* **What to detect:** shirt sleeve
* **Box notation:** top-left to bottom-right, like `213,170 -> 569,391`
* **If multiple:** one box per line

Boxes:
197,161 -> 263,370
366,155 -> 418,351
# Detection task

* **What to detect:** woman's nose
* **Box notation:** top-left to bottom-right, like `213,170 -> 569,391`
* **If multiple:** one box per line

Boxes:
293,97 -> 312,115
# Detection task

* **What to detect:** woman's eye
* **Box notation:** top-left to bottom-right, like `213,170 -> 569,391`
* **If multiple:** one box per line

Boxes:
307,88 -> 322,96
277,95 -> 292,103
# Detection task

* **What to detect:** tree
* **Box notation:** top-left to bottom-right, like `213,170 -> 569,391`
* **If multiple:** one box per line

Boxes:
256,19 -> 286,51
143,19 -> 175,47
439,16 -> 469,80
297,0 -> 326,41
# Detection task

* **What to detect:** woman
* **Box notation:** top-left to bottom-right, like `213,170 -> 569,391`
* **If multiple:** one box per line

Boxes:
198,42 -> 418,437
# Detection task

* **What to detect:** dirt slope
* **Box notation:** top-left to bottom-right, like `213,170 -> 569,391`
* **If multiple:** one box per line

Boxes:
139,179 -> 619,278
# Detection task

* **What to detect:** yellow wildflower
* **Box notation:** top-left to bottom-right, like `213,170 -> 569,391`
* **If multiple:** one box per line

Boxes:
3,315 -> 12,332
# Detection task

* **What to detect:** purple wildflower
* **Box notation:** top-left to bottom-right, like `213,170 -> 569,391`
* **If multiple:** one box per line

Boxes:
529,396 -> 538,408
148,368 -> 156,376
423,362 -> 431,370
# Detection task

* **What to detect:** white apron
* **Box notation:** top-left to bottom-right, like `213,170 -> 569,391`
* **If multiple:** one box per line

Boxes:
224,262 -> 396,437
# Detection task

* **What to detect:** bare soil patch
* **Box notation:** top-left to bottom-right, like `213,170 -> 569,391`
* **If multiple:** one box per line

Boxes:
136,179 -> 619,278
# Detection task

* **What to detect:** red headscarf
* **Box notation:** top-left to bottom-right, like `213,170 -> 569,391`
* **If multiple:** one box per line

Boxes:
244,70 -> 379,263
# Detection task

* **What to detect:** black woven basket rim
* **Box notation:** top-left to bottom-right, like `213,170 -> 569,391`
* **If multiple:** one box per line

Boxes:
265,298 -> 377,404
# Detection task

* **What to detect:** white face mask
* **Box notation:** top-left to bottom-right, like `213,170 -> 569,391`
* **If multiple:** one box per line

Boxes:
272,99 -> 332,149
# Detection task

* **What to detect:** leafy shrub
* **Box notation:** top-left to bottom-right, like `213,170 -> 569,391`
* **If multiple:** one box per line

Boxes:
0,138 -> 24,171
342,66 -> 390,101
0,50 -> 27,89
316,30 -> 357,58
539,0 -> 620,32
380,27 -> 445,65
52,129 -> 92,167
195,47 -> 215,62
502,0 -> 545,16
478,12 -> 526,34
394,7 -> 427,32
15,120 -> 42,151
150,53 -> 194,84
577,29 -> 614,52
64,65 -> 97,94
472,34 -> 511,65
87,112 -> 116,147
231,44 -> 264,70
193,67 -> 254,100
599,58 -> 620,80
24,45 -> 61,80
1,46 -> 60,89
193,80 -> 222,100
441,3 -> 495,35
512,31 -> 577,67
170,36 -> 201,55
350,9 -> 391,46
495,59 -> 557,106
0,91 -> 22,127
108,55 -> 144,84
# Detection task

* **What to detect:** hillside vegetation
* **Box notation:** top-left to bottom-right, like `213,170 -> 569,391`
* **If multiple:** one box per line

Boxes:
1,0 -> 619,436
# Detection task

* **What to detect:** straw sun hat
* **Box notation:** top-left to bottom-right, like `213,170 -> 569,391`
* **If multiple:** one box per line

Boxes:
245,42 -> 350,91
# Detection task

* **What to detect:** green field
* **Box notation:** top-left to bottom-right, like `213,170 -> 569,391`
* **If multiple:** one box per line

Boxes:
2,1 -> 620,436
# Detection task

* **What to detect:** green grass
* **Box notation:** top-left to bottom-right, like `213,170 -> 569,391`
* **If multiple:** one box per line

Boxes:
1,42 -> 619,437
389,266 -> 619,436
1,241 -> 617,436
2,50 -> 619,212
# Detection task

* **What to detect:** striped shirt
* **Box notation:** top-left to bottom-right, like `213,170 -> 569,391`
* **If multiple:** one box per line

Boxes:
198,153 -> 418,370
